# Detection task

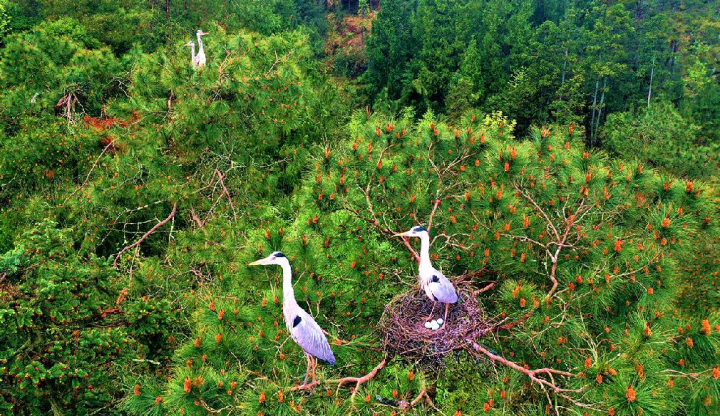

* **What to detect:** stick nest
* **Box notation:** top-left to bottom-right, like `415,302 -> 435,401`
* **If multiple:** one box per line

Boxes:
378,280 -> 491,367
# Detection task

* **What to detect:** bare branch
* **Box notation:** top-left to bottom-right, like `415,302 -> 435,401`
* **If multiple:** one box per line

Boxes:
327,358 -> 387,397
113,203 -> 178,267
214,169 -> 237,221
427,195 -> 442,233
468,341 -> 596,410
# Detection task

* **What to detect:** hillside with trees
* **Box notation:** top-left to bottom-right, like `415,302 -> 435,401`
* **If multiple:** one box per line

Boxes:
0,1 -> 719,415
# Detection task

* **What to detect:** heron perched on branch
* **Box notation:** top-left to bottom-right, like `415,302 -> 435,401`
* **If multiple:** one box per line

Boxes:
184,41 -> 196,67
195,30 -> 208,68
395,226 -> 458,328
249,252 -> 335,389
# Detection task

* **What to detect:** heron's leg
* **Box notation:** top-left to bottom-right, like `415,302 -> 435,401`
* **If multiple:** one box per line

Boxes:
443,303 -> 450,323
426,301 -> 437,321
301,353 -> 311,386
310,356 -> 317,383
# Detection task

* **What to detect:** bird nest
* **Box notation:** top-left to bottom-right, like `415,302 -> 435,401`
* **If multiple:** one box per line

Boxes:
378,280 -> 491,368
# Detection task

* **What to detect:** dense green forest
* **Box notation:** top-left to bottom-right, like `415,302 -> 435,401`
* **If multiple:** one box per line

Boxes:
0,0 -> 719,414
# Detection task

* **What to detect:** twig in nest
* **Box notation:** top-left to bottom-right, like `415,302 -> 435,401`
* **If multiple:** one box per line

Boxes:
378,281 -> 490,367
327,358 -> 387,396
114,203 -> 177,267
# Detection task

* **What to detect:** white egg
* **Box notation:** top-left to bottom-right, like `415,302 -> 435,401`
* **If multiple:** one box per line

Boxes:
431,321 -> 440,331
424,321 -> 432,329
437,318 -> 444,325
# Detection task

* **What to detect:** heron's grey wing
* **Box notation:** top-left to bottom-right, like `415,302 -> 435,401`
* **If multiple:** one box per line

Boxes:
290,309 -> 335,365
428,270 -> 459,303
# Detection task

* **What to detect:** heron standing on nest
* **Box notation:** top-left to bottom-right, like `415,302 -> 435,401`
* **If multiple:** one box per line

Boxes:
249,252 -> 335,389
395,226 -> 458,328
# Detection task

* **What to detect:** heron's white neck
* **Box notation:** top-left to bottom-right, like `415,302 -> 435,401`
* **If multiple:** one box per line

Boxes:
279,259 -> 297,307
418,232 -> 432,269
196,33 -> 204,53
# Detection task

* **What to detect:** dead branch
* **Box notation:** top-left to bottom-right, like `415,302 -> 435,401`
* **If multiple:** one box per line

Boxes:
214,169 -> 237,221
113,203 -> 178,267
327,358 -> 387,396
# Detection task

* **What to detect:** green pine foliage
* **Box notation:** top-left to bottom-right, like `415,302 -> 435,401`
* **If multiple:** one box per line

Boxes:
603,100 -> 719,179
126,110 -> 720,414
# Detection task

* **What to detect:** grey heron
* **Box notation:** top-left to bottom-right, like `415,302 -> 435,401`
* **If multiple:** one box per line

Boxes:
184,41 -> 196,68
395,226 -> 459,327
249,252 -> 335,389
195,30 -> 208,68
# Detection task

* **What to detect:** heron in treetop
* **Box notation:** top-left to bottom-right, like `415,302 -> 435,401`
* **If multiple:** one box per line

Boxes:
195,30 -> 208,68
395,226 -> 459,327
249,251 -> 335,388
184,41 -> 197,67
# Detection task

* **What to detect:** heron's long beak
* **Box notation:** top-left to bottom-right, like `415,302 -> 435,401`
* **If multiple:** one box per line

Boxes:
199,31 -> 208,36
394,231 -> 413,237
248,258 -> 269,266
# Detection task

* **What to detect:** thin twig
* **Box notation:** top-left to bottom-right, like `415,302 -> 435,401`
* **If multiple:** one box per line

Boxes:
214,169 -> 237,221
63,141 -> 114,204
113,203 -> 177,267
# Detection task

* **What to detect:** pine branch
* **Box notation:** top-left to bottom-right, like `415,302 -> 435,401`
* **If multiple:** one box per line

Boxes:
426,195 -> 442,233
214,169 -> 237,221
509,186 -> 593,298
327,358 -> 387,397
468,341 -> 597,410
401,388 -> 441,412
113,203 -> 178,267
62,140 -> 115,205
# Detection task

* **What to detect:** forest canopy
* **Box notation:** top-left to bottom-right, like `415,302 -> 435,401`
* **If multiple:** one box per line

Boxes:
0,1 -> 719,415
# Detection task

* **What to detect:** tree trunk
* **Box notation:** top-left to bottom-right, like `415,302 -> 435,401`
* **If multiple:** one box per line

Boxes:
589,75 -> 599,145
559,48 -> 568,101
647,56 -> 655,108
593,76 -> 607,146
166,0 -> 170,20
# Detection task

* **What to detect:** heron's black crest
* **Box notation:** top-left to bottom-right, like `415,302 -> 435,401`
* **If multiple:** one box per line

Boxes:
412,226 -> 427,232
273,252 -> 286,258
293,315 -> 302,327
